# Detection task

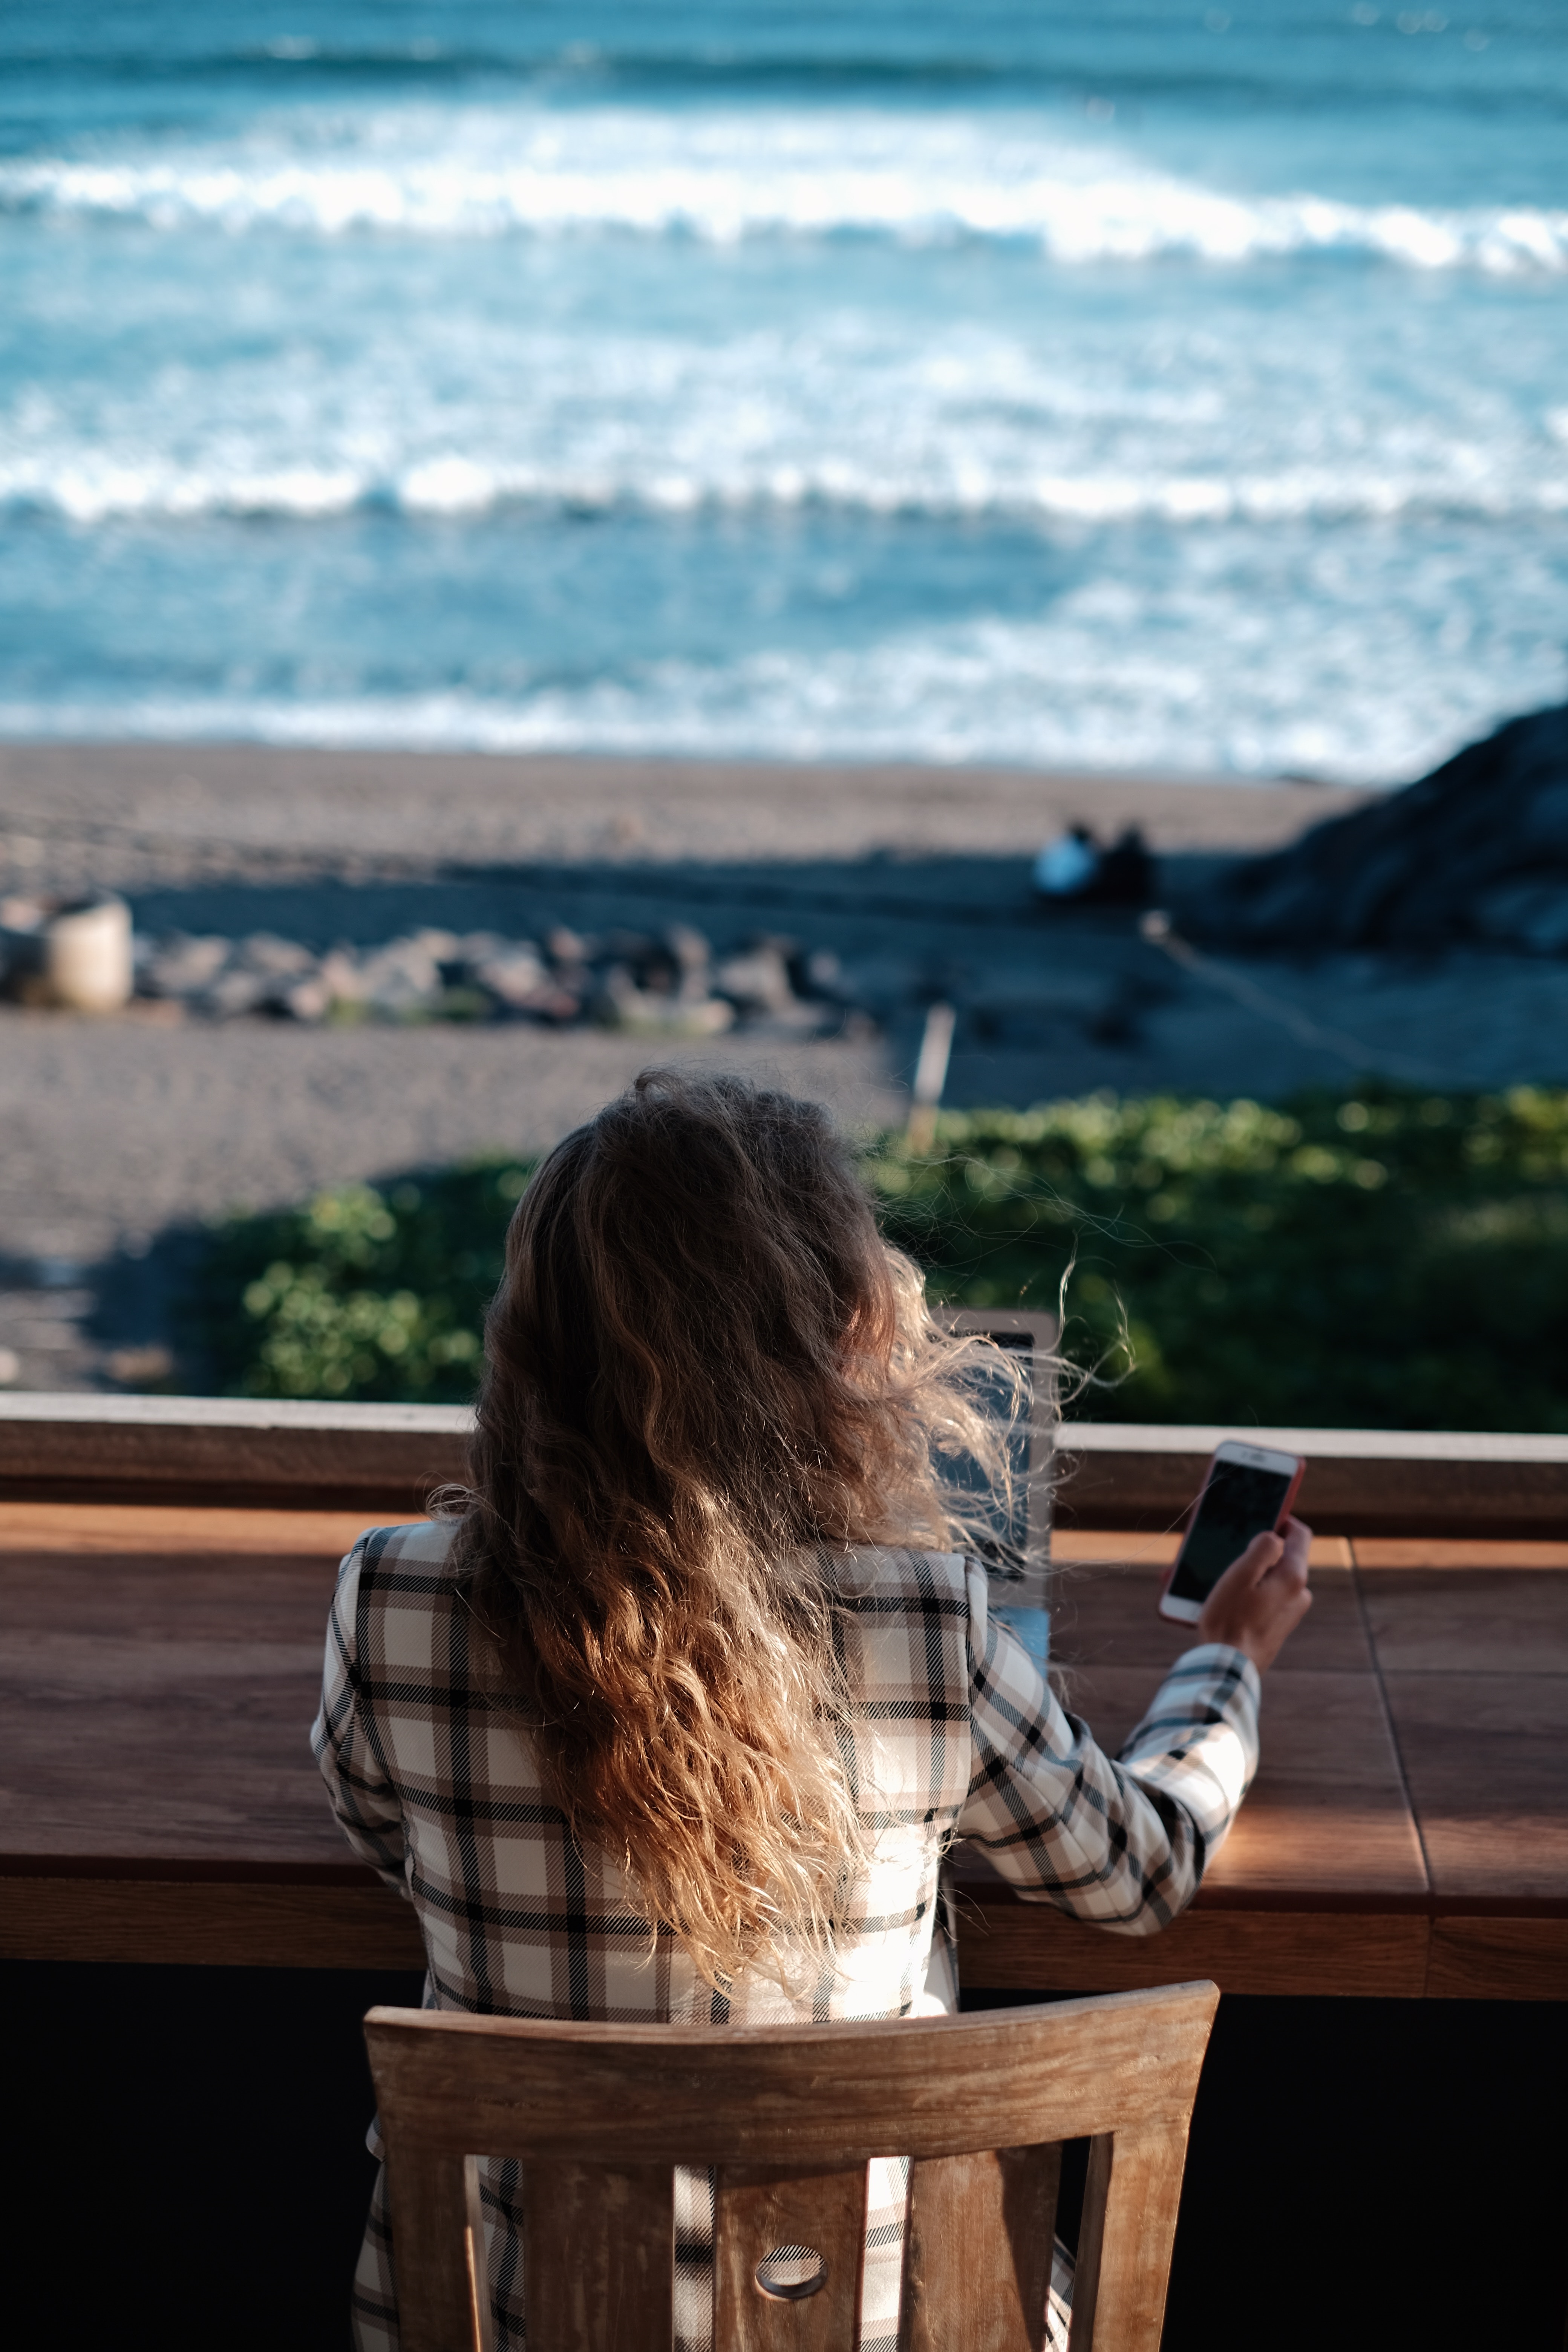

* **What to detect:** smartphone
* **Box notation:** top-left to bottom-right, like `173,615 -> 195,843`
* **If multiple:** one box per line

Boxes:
1158,1440 -> 1305,1625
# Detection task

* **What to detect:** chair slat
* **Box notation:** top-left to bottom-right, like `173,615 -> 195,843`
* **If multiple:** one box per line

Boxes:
523,2162 -> 674,2352
1070,2119 -> 1192,2352
714,2163 -> 868,2352
383,2146 -> 492,2352
902,2145 -> 1062,2352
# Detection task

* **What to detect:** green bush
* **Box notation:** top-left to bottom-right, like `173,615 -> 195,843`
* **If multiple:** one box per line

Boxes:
870,1085 -> 1568,1430
192,1159 -> 532,1401
189,1087 -> 1568,1430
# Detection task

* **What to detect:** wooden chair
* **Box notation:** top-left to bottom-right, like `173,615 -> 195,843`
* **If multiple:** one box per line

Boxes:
363,1978 -> 1217,2352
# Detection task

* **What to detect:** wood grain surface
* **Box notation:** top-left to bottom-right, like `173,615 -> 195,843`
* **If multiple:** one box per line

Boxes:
5,1504 -> 1564,1994
0,1500 -> 400,1556
1047,1559 -> 1429,1902
901,2145 -> 1061,2352
1354,1562 -> 1568,1913
1051,1426 -> 1568,1540
1352,1539 -> 1568,1571
1357,1568 -> 1568,1675
0,1395 -> 469,1513
1377,1672 -> 1568,1900
360,1987 -> 1218,2167
949,1893 -> 1432,1999
0,1873 -> 426,1968
714,2165 -> 867,2352
1423,1916 -> 1568,2000
525,2162 -> 672,2352
0,1539 -> 355,1865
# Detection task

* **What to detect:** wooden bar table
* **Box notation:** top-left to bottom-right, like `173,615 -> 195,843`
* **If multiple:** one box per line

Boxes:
3,1527 -> 1565,1996
1,1402 -> 1565,2000
953,1530 -> 1568,2001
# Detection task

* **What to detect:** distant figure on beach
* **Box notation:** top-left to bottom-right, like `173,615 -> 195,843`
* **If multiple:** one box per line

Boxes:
314,1070 -> 1311,2352
1033,822 -> 1153,906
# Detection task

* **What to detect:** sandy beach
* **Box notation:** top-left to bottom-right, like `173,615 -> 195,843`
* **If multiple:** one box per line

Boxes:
0,738 -> 1370,884
3,740 -> 1566,1390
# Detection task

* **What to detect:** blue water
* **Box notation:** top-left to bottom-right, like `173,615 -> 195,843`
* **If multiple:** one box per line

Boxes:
3,2 -> 1567,781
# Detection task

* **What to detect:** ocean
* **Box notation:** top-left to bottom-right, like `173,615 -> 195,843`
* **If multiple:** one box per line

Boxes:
2,0 -> 1566,784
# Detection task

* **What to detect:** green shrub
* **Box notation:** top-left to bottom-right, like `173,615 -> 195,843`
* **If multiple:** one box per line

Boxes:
871,1084 -> 1568,1430
189,1087 -> 1568,1430
192,1160 -> 531,1401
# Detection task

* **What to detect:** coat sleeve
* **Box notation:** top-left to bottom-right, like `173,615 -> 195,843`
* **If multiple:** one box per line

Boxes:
310,1537 -> 409,1894
954,1561 -> 1260,1936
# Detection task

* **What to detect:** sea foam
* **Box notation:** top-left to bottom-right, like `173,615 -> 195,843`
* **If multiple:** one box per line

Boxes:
3,105 -> 1566,274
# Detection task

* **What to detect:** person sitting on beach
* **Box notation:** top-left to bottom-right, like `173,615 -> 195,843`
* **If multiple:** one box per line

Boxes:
313,1069 -> 1312,2352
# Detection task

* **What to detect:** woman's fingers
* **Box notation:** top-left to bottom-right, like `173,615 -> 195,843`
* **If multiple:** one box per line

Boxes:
1218,1527 -> 1284,1596
1195,1514 -> 1314,1669
1270,1515 -> 1313,1586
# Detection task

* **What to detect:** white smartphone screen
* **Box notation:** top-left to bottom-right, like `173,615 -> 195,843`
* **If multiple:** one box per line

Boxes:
1167,1459 -> 1295,1607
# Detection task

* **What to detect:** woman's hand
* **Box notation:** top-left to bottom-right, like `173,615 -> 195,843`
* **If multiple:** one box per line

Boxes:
1188,1515 -> 1314,1672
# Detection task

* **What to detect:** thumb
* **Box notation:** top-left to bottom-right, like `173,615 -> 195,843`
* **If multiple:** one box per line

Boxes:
1217,1528 -> 1285,1593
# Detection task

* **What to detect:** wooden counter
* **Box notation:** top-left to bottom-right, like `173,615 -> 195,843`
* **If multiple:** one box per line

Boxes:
952,1529 -> 1568,2001
2,1479 -> 1563,1999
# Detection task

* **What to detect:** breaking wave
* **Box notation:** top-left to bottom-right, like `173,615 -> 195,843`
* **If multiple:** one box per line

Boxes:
4,105 -> 1567,273
6,456 -> 1566,528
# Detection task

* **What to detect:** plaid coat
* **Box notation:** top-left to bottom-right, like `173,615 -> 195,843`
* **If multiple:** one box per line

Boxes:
314,1519 -> 1260,2352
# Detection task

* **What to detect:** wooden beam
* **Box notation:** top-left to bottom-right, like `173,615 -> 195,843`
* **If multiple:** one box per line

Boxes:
3,1398 -> 1563,1534
0,1393 -> 469,1512
952,1895 -> 1433,2000
1054,1424 -> 1568,1539
0,1872 -> 427,1970
1423,1916 -> 1568,2001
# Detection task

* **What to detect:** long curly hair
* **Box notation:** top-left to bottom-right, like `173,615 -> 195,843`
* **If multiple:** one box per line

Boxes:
454,1069 -> 1020,1988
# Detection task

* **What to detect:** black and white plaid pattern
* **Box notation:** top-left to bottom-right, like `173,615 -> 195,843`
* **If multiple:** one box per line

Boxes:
315,1522 -> 1259,2351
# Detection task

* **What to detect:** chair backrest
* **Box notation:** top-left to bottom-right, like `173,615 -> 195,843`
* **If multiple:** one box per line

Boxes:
363,1979 -> 1218,2352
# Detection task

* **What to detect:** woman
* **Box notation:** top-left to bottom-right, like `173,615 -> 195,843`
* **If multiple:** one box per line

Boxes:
314,1070 -> 1311,2352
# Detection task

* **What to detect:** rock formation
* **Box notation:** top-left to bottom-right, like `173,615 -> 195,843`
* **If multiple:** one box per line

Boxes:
1191,703 -> 1568,955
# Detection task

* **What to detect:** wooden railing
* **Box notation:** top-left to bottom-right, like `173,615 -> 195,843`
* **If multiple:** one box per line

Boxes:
1054,1420 -> 1568,1539
2,1393 -> 1563,1535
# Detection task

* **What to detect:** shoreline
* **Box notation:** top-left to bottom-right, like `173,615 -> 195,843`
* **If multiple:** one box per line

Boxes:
0,741 -> 1372,898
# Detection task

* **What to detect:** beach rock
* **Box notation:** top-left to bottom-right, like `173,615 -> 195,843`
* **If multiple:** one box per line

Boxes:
715,939 -> 797,1017
315,948 -> 366,1008
230,932 -> 317,979
545,924 -> 595,971
662,922 -> 714,1000
202,965 -> 274,1019
118,910 -> 880,1037
276,972 -> 335,1023
589,962 -> 734,1037
1192,703 -> 1568,954
354,936 -> 447,1017
139,933 -> 231,999
469,943 -> 552,1012
582,924 -> 736,1034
